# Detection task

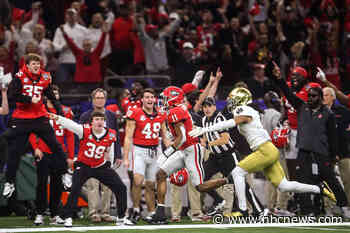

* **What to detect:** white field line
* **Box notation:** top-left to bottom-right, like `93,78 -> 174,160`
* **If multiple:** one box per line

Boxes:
0,222 -> 350,232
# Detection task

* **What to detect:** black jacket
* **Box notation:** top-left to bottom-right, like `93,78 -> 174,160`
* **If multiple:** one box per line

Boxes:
331,103 -> 350,159
275,79 -> 338,158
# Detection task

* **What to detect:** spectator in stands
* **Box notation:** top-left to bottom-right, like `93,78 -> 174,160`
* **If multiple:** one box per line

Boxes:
0,34 -> 15,74
79,88 -> 122,223
135,11 -> 181,74
32,24 -> 54,69
246,63 -> 278,100
173,42 -> 200,86
110,4 -> 140,75
53,8 -> 88,83
59,24 -> 107,83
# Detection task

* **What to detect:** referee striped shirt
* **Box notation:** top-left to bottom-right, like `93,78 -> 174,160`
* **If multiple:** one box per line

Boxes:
202,110 -> 235,154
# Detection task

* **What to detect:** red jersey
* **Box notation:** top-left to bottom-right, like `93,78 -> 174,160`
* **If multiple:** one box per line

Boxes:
78,125 -> 117,168
12,66 -> 52,119
167,105 -> 197,150
126,107 -> 166,147
196,24 -> 221,48
29,105 -> 75,159
121,97 -> 142,113
283,83 -> 309,129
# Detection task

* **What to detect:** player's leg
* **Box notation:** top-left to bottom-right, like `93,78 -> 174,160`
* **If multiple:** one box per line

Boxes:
144,153 -> 158,215
49,154 -> 64,223
34,119 -> 67,175
203,153 -> 226,215
186,144 -> 226,192
3,127 -> 30,197
230,141 -> 280,214
95,164 -> 129,224
61,163 -> 91,227
131,146 -> 147,222
152,150 -> 185,223
34,154 -> 50,225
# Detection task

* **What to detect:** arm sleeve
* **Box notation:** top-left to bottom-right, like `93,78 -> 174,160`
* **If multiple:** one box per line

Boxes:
110,113 -> 122,160
56,115 -> 84,139
52,28 -> 66,52
61,30 -> 80,56
327,111 -> 338,158
9,76 -> 32,103
29,133 -> 39,150
43,84 -> 62,115
93,32 -> 106,56
273,78 -> 304,110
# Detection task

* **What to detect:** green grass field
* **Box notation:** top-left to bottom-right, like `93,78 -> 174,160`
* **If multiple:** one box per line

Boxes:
1,216 -> 350,233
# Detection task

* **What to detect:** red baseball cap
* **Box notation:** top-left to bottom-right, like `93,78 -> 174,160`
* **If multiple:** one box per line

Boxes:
292,66 -> 308,79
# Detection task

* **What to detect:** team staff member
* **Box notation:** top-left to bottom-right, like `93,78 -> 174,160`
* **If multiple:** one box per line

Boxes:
201,97 -> 266,216
2,53 -> 67,198
323,87 -> 350,217
49,111 -> 133,227
79,88 -> 121,223
123,88 -> 167,223
270,63 -> 348,215
29,85 -> 75,225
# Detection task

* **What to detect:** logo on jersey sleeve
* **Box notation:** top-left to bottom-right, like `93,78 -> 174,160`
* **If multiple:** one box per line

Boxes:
140,115 -> 146,121
235,107 -> 243,115
127,109 -> 133,118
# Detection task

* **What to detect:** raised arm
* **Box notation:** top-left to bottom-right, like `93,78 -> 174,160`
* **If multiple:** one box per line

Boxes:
0,87 -> 9,115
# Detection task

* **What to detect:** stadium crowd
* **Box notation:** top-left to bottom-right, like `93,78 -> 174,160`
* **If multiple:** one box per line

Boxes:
0,0 -> 350,228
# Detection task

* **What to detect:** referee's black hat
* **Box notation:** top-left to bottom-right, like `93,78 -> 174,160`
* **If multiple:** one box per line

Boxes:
203,97 -> 216,106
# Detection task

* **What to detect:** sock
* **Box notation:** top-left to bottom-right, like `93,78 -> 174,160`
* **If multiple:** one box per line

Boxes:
277,178 -> 320,193
134,207 -> 140,213
232,166 -> 248,211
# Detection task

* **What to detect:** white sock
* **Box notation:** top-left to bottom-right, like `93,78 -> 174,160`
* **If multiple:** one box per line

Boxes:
277,178 -> 320,193
134,207 -> 140,213
232,166 -> 248,211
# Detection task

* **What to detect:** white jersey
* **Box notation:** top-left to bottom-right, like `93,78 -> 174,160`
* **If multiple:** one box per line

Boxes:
233,105 -> 270,150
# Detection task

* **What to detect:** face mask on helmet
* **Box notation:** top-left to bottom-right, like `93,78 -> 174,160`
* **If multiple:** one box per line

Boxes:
227,87 -> 253,112
162,86 -> 184,109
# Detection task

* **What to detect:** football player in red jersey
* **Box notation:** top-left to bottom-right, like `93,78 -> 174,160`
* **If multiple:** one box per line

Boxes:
151,86 -> 228,224
2,54 -> 68,199
123,88 -> 167,223
120,82 -> 143,207
49,111 -> 133,227
29,85 -> 74,225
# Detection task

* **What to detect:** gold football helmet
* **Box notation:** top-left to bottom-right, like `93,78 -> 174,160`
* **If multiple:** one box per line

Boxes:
227,87 -> 252,112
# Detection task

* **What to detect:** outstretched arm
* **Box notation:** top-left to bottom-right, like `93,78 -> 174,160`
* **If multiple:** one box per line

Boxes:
49,113 -> 83,139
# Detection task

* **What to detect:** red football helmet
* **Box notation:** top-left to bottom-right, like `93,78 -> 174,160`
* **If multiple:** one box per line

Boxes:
170,168 -> 189,187
270,125 -> 290,149
161,86 -> 185,108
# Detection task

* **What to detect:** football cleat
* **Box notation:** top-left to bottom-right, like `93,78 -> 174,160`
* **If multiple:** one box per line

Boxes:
2,182 -> 15,198
320,181 -> 336,202
34,214 -> 44,226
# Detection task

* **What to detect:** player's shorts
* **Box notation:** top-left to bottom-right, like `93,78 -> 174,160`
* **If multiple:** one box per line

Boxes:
284,129 -> 298,160
238,141 -> 285,187
132,145 -> 158,182
160,143 -> 204,186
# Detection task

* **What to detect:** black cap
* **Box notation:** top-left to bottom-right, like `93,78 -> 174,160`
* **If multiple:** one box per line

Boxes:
203,97 -> 216,106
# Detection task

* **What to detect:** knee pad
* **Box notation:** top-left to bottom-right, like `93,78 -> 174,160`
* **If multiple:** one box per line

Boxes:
232,166 -> 248,179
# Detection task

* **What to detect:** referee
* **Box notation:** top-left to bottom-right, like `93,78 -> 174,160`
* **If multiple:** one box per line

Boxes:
201,97 -> 266,216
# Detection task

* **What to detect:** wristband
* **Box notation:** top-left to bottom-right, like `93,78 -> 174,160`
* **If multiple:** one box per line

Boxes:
163,146 -> 176,158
